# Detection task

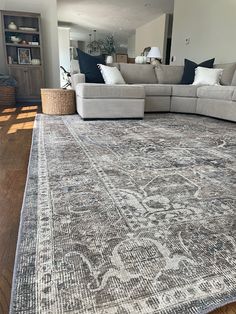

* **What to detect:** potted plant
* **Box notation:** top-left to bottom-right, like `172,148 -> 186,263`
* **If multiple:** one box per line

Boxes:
102,35 -> 116,63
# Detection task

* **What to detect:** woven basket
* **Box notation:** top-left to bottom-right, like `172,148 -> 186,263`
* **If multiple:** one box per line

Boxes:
0,86 -> 16,106
41,89 -> 76,115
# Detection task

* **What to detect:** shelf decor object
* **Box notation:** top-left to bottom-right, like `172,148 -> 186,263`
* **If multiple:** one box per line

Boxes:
1,10 -> 45,101
8,21 -> 17,30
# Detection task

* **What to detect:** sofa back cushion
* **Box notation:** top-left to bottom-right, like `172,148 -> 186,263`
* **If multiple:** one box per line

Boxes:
155,65 -> 184,84
119,64 -> 157,84
214,63 -> 236,86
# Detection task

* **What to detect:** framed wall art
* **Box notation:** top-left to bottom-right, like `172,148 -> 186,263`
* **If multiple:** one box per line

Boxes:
18,48 -> 32,64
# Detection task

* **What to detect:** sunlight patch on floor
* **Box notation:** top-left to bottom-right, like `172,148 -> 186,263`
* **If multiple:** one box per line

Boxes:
1,108 -> 16,114
16,112 -> 37,120
0,115 -> 11,122
20,106 -> 38,112
7,122 -> 34,134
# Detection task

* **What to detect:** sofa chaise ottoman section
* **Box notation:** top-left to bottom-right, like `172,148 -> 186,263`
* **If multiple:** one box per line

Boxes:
75,83 -> 145,119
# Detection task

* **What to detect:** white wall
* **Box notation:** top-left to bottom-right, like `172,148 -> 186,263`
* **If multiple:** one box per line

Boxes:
135,14 -> 167,57
171,0 -> 236,65
0,0 -> 60,88
58,27 -> 70,87
127,34 -> 136,58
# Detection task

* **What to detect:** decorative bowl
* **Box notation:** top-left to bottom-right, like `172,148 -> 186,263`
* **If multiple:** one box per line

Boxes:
11,36 -> 21,43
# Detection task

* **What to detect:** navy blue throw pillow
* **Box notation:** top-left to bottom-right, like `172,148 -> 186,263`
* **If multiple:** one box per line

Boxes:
181,58 -> 215,85
77,49 -> 105,83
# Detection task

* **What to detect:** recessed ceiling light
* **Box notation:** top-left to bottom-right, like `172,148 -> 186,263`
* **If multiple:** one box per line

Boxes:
144,3 -> 151,7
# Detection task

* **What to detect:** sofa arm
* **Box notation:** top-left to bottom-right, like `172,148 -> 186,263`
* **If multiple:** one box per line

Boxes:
71,73 -> 85,90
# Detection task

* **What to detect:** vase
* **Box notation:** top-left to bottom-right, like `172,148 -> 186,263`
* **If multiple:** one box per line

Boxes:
106,55 -> 113,64
8,22 -> 17,30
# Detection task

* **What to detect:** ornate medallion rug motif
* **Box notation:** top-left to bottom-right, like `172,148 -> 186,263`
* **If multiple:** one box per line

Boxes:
11,114 -> 236,314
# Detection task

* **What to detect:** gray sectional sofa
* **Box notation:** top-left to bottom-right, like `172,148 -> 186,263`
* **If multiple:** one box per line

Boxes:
71,62 -> 236,122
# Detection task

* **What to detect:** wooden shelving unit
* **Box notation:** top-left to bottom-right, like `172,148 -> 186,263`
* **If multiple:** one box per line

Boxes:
1,10 -> 45,102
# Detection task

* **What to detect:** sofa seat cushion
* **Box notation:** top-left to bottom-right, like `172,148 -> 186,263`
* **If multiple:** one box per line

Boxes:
197,86 -> 235,101
119,64 -> 157,84
76,83 -> 145,99
172,85 -> 198,97
141,84 -> 172,96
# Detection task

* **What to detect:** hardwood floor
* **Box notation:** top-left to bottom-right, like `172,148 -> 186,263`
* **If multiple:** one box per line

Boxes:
0,105 -> 38,314
0,105 -> 235,314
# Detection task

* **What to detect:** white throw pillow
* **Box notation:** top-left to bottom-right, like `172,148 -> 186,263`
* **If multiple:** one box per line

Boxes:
192,67 -> 223,85
98,64 -> 126,84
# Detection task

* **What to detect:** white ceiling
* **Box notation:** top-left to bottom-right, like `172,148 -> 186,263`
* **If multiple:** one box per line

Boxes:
57,0 -> 174,44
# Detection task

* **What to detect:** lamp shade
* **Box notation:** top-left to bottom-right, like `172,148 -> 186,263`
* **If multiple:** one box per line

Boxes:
147,47 -> 162,59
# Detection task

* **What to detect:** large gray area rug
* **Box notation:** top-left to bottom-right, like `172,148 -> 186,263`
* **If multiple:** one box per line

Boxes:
11,113 -> 236,314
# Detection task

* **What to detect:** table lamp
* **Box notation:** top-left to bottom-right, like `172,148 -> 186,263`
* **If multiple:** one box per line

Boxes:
147,47 -> 162,65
